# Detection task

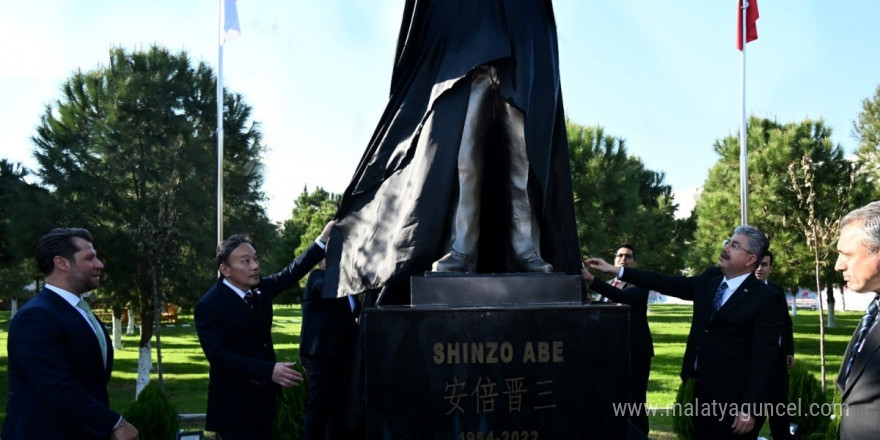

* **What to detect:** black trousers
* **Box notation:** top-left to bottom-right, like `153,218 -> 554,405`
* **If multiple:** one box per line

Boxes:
692,382 -> 765,440
302,355 -> 349,440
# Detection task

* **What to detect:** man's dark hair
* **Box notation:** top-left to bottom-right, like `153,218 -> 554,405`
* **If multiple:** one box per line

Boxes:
216,234 -> 254,269
764,250 -> 774,266
617,243 -> 635,260
37,228 -> 94,276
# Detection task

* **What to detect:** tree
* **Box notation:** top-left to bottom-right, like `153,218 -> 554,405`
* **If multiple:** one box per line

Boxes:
0,160 -> 59,314
273,187 -> 340,303
854,83 -> 880,200
689,118 -> 861,288
30,45 -> 273,395
567,121 -> 690,275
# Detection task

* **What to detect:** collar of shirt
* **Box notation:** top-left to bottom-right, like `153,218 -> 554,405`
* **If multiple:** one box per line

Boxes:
44,283 -> 96,328
45,283 -> 85,308
222,278 -> 249,300
719,272 -> 751,305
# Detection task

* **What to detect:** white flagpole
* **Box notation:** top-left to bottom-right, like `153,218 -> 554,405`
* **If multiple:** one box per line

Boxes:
217,1 -> 225,246
739,0 -> 749,225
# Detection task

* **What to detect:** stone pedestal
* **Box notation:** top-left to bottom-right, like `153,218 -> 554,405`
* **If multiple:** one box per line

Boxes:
364,274 -> 631,439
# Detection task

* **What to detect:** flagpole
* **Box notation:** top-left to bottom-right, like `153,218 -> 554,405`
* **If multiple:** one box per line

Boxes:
217,0 -> 225,247
739,0 -> 749,226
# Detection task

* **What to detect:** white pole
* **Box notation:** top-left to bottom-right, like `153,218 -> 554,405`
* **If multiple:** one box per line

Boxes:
217,0 -> 225,246
739,0 -> 749,226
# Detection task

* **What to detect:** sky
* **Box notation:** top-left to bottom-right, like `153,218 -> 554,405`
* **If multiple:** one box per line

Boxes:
2,1 -> 879,223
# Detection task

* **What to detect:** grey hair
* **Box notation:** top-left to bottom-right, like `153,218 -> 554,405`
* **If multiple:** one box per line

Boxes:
840,201 -> 880,253
734,224 -> 769,269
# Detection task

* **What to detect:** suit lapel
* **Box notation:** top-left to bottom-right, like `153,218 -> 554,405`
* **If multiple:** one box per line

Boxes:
716,275 -> 756,318
42,288 -> 108,370
842,322 -> 880,396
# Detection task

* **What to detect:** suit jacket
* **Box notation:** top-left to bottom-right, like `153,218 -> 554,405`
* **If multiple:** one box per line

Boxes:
589,278 -> 654,360
836,293 -> 880,440
300,268 -> 360,357
195,242 -> 324,434
767,281 -> 794,358
622,268 -> 783,407
2,288 -> 118,440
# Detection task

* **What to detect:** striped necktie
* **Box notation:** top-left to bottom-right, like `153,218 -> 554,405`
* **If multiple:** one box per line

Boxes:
844,294 -> 880,383
244,290 -> 255,309
77,299 -> 108,367
710,281 -> 728,321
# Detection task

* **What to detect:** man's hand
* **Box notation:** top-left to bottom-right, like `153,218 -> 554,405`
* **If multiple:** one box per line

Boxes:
272,362 -> 303,388
585,258 -> 617,275
730,410 -> 755,435
580,266 -> 595,282
112,420 -> 139,440
318,220 -> 337,245
786,355 -> 795,369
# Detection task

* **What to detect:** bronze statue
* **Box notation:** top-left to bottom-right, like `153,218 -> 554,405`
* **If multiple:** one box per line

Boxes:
324,0 -> 580,300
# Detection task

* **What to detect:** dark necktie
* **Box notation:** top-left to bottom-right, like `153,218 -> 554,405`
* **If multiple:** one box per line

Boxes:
844,294 -> 880,382
710,281 -> 728,321
244,290 -> 255,309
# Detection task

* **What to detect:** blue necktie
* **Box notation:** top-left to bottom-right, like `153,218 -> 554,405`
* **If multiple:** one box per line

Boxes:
710,281 -> 727,321
844,295 -> 880,382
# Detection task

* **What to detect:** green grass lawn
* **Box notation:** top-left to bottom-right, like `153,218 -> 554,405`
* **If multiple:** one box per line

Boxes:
0,304 -> 863,438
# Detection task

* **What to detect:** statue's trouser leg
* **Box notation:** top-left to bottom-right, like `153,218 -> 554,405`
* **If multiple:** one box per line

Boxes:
432,66 -> 495,272
499,101 -> 553,273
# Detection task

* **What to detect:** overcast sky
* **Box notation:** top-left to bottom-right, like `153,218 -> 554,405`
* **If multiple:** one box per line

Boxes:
2,0 -> 878,222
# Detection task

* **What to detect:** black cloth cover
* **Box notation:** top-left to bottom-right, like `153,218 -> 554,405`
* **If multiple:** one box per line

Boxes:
324,0 -> 580,299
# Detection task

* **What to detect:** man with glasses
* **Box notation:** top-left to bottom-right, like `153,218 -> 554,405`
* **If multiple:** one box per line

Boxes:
586,225 -> 784,440
581,243 -> 653,437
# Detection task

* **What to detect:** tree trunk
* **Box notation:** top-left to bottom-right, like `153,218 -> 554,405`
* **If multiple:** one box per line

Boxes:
136,342 -> 152,398
826,285 -> 836,328
10,298 -> 18,319
789,288 -> 797,317
813,225 -> 827,392
126,306 -> 136,335
151,264 -> 164,389
136,300 -> 154,398
112,314 -> 123,349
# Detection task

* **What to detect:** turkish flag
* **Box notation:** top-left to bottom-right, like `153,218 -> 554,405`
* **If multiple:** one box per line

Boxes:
736,0 -> 759,51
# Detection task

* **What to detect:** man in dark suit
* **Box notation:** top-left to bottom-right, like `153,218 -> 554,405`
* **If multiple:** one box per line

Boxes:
581,243 -> 653,437
195,220 -> 335,440
2,228 -> 139,440
754,250 -> 795,440
587,225 -> 783,439
834,201 -> 880,440
300,259 -> 360,440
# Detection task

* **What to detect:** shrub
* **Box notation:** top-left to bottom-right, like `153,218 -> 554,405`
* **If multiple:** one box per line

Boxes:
787,363 -> 831,439
672,378 -> 695,440
123,382 -> 179,440
272,365 -> 309,440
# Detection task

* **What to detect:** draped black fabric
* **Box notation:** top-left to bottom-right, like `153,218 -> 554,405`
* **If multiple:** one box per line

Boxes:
323,0 -> 580,299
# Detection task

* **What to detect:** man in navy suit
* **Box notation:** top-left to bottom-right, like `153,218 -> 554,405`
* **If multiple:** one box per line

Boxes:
2,227 -> 139,440
300,259 -> 360,440
195,220 -> 335,440
587,225 -> 783,439
581,243 -> 653,437
835,201 -> 880,440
